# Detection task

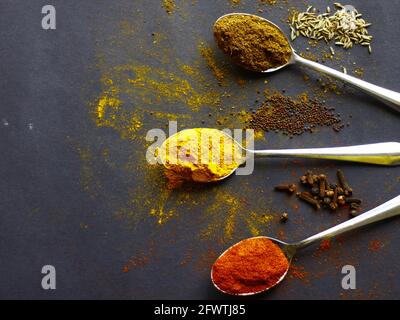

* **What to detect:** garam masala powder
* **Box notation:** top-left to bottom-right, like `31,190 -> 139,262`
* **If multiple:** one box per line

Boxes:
214,14 -> 292,72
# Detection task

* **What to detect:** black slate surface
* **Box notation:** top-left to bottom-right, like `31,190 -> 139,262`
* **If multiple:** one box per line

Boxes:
0,0 -> 399,299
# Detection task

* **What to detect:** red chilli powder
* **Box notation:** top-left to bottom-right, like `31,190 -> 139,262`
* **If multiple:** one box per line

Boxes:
211,237 -> 289,295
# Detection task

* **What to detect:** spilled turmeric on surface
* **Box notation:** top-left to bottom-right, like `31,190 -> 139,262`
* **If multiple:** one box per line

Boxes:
162,0 -> 176,15
199,43 -> 225,84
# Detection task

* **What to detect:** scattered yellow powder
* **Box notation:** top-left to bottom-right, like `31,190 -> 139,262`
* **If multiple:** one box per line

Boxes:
199,43 -> 225,84
94,93 -> 143,141
200,190 -> 275,242
119,20 -> 136,38
67,140 -> 101,199
260,0 -> 277,5
353,67 -> 364,78
122,64 -> 220,111
215,109 -> 252,128
162,0 -> 176,15
90,61 -> 221,141
229,0 -> 241,6
96,95 -> 121,121
180,64 -> 197,76
254,130 -> 265,141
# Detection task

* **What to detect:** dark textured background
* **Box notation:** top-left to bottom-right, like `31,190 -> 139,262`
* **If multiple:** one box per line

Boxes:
0,0 -> 399,299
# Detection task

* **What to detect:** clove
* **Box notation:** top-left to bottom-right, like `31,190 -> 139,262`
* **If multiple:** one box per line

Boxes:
274,184 -> 297,194
298,192 -> 321,210
319,175 -> 327,198
338,195 -> 346,206
329,187 -> 338,210
345,198 -> 362,205
337,169 -> 353,196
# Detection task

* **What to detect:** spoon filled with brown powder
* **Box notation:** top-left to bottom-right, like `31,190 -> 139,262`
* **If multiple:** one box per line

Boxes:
213,13 -> 400,110
214,13 -> 292,72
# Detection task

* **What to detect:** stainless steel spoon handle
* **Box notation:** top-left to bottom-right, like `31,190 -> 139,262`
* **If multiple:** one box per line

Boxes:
249,142 -> 400,166
295,195 -> 400,249
294,53 -> 400,111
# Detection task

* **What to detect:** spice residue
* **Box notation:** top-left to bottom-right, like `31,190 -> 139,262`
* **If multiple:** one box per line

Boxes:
214,14 -> 292,72
212,237 -> 289,295
369,239 -> 383,252
260,0 -> 277,5
162,0 -> 176,15
229,0 -> 241,6
91,62 -> 221,138
249,92 -> 343,136
199,43 -> 225,84
353,67 -> 364,78
288,264 -> 310,283
123,252 -> 152,273
319,239 -> 331,251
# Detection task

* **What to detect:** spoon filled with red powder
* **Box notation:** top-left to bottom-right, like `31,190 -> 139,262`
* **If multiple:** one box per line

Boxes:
211,195 -> 400,296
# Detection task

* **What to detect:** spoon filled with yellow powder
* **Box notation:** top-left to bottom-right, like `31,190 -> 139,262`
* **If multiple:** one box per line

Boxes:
158,128 -> 245,189
158,128 -> 400,188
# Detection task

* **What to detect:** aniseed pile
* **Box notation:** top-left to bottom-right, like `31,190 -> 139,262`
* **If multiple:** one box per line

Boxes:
289,2 -> 373,53
249,93 -> 343,137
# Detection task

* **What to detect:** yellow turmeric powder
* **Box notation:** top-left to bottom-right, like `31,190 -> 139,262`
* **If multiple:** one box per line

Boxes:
159,129 -> 244,188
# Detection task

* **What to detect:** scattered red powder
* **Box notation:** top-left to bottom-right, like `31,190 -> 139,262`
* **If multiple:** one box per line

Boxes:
122,254 -> 150,273
212,238 -> 289,295
291,203 -> 300,211
288,264 -> 309,281
278,229 -> 287,241
369,239 -> 383,252
319,239 -> 331,251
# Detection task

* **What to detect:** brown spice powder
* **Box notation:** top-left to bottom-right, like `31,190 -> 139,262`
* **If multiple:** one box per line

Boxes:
214,14 -> 292,72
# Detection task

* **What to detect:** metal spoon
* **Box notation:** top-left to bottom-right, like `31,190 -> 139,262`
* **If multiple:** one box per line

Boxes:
160,129 -> 400,181
214,13 -> 400,111
226,134 -> 400,180
212,194 -> 400,296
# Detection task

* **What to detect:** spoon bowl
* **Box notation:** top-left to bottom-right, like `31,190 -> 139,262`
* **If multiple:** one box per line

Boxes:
158,129 -> 245,183
213,13 -> 296,73
211,236 -> 294,296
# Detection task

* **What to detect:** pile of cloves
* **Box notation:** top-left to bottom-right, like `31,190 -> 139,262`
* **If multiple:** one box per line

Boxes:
274,169 -> 362,217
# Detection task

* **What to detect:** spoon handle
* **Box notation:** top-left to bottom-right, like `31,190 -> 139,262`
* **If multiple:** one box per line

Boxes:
251,142 -> 400,166
295,195 -> 400,249
294,53 -> 400,111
